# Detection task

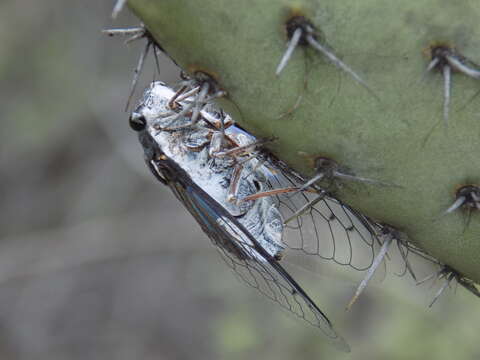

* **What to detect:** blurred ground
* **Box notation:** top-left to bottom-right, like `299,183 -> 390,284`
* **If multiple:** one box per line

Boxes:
0,1 -> 479,359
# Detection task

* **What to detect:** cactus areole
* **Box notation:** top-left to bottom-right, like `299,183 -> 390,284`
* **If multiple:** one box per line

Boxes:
127,0 -> 480,283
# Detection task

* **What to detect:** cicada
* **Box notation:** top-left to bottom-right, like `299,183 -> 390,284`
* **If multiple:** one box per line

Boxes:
129,81 -> 350,351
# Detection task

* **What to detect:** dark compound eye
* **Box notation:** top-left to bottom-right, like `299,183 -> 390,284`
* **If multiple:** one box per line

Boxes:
129,112 -> 147,131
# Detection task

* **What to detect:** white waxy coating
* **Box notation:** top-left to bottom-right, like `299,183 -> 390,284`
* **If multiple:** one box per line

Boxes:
137,82 -> 285,260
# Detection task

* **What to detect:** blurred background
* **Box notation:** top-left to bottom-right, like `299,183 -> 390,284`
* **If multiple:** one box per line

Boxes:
0,1 -> 478,359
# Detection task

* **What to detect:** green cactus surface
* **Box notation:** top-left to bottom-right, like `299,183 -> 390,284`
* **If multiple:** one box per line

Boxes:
127,0 -> 480,283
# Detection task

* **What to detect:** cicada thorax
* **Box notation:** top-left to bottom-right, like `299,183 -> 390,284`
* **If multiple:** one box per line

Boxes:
131,81 -> 286,261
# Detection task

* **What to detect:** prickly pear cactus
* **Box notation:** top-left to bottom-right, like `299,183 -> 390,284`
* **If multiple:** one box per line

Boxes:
126,0 -> 480,283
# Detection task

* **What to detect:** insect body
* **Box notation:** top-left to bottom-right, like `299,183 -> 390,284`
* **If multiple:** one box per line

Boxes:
129,82 -> 350,352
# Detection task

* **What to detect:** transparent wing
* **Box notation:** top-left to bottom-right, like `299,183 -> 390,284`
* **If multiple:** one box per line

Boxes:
258,154 -> 382,272
257,154 -> 442,289
214,241 -> 350,352
175,181 -> 350,352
